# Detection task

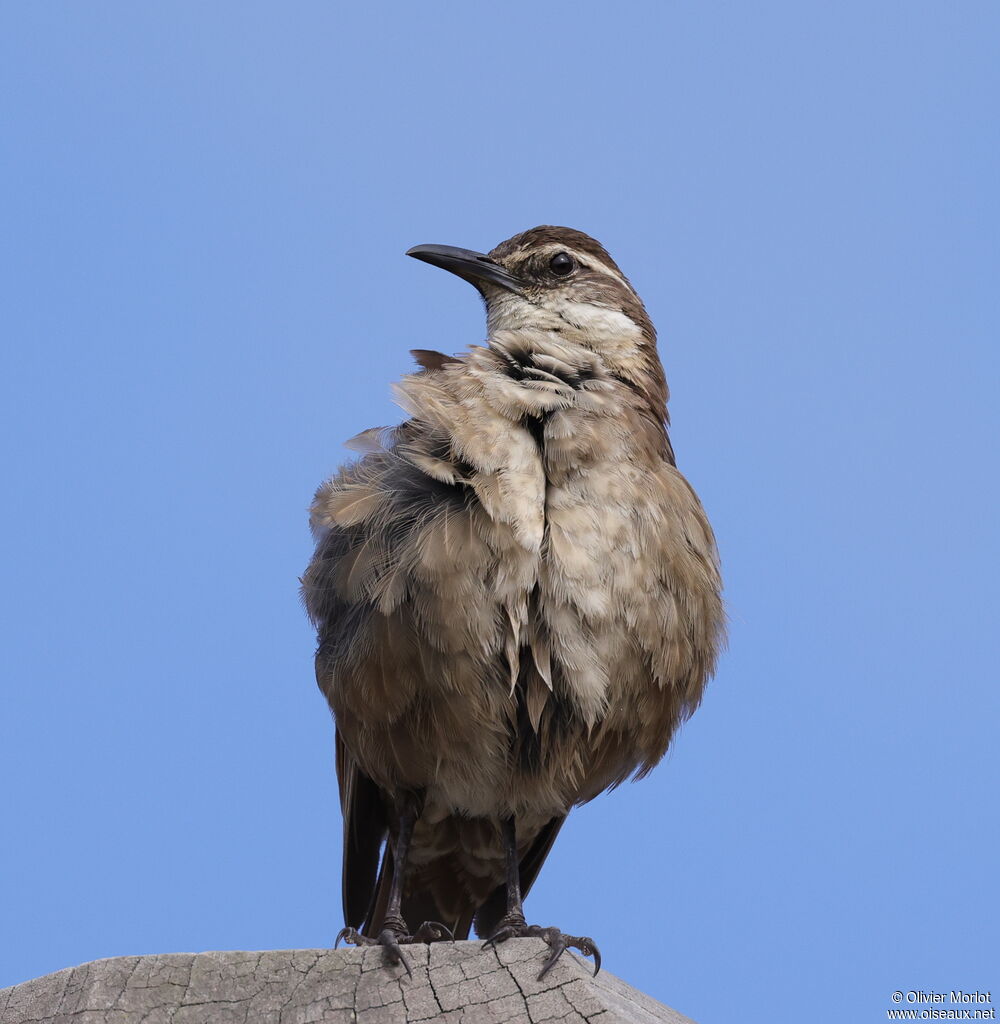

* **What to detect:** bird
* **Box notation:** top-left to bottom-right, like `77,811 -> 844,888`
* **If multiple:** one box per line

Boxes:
302,225 -> 724,980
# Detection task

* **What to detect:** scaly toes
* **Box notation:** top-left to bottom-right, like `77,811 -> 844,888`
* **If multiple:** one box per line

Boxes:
536,930 -> 601,979
333,925 -> 415,977
481,920 -> 601,979
335,926 -> 374,949
412,920 -> 454,943
375,929 -> 413,977
482,925 -> 517,951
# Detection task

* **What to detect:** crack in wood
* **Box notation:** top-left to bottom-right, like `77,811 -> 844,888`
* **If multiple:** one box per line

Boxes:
0,944 -> 696,1024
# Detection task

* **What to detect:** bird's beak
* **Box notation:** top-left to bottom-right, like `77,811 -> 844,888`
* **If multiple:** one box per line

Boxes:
406,244 -> 523,295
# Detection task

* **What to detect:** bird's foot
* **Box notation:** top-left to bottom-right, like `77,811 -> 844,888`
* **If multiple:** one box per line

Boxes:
335,920 -> 454,978
483,916 -> 601,980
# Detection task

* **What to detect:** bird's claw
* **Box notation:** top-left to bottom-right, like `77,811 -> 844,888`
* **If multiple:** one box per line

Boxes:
535,926 -> 601,980
411,920 -> 454,943
484,921 -> 601,980
335,926 -> 412,977
334,920 -> 454,978
334,926 -> 367,950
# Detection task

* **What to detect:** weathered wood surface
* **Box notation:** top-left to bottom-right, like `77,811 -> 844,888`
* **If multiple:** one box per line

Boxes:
0,940 -> 696,1023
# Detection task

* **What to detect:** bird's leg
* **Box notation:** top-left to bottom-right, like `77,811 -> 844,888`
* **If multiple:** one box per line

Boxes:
483,816 -> 601,980
336,793 -> 452,977
374,794 -> 419,973
494,815 -> 528,932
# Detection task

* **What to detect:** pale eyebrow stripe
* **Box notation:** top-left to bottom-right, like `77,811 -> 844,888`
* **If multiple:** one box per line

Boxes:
542,246 -> 634,292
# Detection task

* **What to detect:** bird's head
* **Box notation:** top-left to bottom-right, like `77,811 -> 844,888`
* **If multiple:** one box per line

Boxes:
407,226 -> 667,414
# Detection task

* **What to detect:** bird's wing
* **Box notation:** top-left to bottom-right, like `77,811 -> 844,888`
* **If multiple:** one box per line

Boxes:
305,423 -> 494,938
336,729 -> 388,929
518,815 -> 567,901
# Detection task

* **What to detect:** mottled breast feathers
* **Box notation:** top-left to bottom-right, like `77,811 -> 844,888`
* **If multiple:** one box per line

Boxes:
303,331 -> 724,821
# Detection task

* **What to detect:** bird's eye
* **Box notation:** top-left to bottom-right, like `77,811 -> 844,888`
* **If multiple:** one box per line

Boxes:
549,252 -> 574,277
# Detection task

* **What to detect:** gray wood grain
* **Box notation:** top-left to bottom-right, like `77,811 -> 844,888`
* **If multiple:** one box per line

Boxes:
0,941 -> 697,1023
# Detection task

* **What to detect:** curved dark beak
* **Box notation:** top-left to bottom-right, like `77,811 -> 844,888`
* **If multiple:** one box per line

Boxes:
406,244 -> 523,295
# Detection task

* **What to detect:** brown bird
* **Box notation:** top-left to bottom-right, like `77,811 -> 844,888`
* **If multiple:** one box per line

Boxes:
302,226 -> 724,979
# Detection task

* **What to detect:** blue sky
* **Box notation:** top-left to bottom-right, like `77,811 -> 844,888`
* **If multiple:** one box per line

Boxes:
1,3 -> 997,1021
